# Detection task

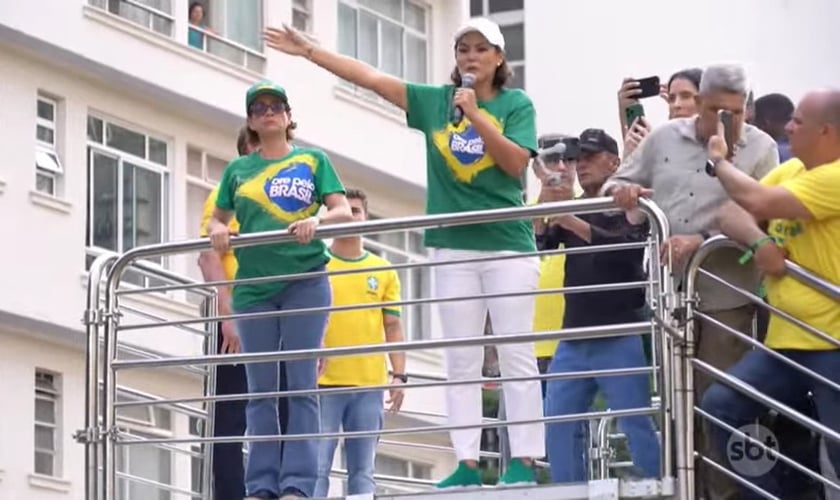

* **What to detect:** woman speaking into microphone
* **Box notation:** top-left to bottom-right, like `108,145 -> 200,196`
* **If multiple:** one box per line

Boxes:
265,17 -> 544,488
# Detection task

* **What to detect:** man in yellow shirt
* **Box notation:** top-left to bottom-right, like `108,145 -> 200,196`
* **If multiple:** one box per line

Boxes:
313,188 -> 407,498
199,125 -> 281,500
702,88 -> 840,498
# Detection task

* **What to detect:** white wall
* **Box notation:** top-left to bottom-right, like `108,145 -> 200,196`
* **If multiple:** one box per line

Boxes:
524,0 -> 840,181
0,331 -> 202,500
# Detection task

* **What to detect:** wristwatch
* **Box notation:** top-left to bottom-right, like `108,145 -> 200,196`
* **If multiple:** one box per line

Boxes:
705,156 -> 724,177
391,373 -> 408,383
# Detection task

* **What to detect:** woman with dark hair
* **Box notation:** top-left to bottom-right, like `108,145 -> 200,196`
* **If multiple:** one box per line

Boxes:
663,68 -> 703,119
265,17 -> 545,489
188,2 -> 208,49
208,80 -> 352,500
619,67 -> 703,158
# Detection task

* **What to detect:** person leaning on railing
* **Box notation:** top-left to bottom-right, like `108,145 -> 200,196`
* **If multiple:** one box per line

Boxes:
198,125 -> 289,500
700,87 -> 840,499
607,63 -> 779,500
535,128 -> 661,484
206,80 -> 352,500
264,17 -> 546,489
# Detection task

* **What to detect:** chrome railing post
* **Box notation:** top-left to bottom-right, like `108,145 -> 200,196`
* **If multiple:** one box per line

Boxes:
80,252 -> 119,500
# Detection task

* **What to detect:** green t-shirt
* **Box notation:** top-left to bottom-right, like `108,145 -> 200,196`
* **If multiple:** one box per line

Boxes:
405,83 -> 538,252
215,147 -> 345,310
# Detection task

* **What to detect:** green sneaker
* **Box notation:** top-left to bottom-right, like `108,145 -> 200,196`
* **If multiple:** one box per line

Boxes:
498,458 -> 536,485
435,462 -> 483,489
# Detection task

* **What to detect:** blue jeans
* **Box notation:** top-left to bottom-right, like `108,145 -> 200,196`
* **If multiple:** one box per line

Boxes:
235,271 -> 331,498
314,390 -> 384,497
544,335 -> 661,483
701,348 -> 840,499
211,321 -> 290,500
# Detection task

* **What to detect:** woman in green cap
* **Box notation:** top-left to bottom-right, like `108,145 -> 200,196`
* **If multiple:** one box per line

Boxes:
207,80 -> 351,499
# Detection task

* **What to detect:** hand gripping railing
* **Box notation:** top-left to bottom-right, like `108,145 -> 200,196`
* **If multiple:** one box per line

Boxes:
682,235 -> 840,500
89,197 -> 674,500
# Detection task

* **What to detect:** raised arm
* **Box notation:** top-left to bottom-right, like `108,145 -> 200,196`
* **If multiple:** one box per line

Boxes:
265,25 -> 407,111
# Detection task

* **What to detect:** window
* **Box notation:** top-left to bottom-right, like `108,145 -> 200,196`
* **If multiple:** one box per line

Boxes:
470,0 -> 523,15
89,0 -> 175,37
469,0 -> 525,89
114,391 -> 173,500
338,0 -> 429,86
35,95 -> 64,197
188,416 -> 205,498
364,222 -> 431,340
374,454 -> 432,494
199,0 -> 265,72
291,0 -> 312,32
85,115 -> 169,285
34,370 -> 62,477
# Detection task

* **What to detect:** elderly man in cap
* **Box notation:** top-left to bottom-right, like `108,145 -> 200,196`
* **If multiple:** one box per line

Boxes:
536,128 -> 661,483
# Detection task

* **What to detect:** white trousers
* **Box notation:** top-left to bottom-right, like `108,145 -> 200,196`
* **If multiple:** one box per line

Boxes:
433,248 -> 545,461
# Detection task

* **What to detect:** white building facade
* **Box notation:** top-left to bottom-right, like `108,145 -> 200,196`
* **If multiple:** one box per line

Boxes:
0,0 -> 472,498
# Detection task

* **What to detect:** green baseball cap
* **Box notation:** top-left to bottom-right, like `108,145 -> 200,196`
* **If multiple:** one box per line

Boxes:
245,80 -> 288,112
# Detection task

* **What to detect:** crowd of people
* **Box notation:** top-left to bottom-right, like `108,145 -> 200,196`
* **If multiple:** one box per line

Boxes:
193,14 -> 840,500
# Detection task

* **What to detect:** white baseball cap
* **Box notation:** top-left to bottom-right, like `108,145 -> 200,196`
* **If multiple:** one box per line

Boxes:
453,18 -> 505,52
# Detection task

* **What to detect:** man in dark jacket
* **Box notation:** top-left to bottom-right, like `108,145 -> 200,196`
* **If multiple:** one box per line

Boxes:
537,129 -> 661,483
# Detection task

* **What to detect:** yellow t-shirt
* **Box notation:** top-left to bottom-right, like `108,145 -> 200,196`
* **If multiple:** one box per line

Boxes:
533,252 -> 567,358
760,158 -> 840,350
319,251 -> 402,387
200,186 -> 241,281
529,188 -> 582,358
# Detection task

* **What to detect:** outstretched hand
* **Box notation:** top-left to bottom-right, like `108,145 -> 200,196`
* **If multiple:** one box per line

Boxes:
264,24 -> 313,57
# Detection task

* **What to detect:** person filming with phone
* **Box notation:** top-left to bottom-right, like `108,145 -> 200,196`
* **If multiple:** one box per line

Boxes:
605,63 -> 780,500
617,69 -> 703,159
536,128 -> 660,483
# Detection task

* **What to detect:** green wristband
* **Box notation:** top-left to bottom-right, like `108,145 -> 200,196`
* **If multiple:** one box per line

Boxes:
738,236 -> 777,265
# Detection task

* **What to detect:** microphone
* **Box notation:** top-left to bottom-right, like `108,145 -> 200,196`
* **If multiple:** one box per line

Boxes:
452,73 -> 476,124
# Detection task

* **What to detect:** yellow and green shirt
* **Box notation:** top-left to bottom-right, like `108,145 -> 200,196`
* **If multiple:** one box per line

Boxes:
760,158 -> 840,350
319,251 -> 402,387
215,148 -> 345,310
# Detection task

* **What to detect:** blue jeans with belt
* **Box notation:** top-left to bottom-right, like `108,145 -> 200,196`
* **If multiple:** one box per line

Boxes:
235,271 -> 331,498
544,334 -> 661,483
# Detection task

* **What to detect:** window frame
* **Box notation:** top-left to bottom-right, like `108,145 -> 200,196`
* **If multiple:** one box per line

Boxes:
35,95 -> 64,197
362,218 -> 431,341
33,370 -> 62,478
114,391 -> 174,500
291,0 -> 313,33
85,114 -> 171,279
89,0 -> 176,37
199,0 -> 266,71
373,453 -> 433,494
470,2 -> 525,89
337,0 -> 431,84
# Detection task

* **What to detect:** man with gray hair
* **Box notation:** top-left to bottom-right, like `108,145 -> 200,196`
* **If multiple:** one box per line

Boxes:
606,63 -> 779,500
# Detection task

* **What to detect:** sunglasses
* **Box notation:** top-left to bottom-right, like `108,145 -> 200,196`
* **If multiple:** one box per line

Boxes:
249,101 -> 288,117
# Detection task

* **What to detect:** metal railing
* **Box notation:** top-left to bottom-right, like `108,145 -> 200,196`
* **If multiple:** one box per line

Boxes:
682,235 -> 840,500
82,197 -> 682,499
